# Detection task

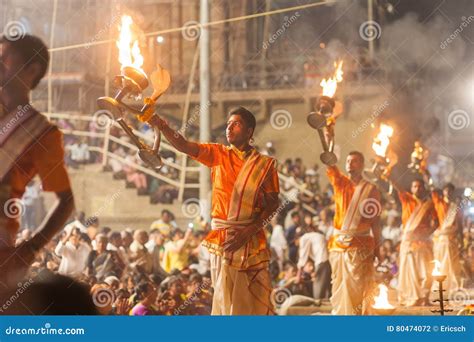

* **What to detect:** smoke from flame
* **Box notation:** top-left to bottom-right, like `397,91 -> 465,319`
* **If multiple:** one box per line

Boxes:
117,15 -> 143,70
320,60 -> 344,98
372,123 -> 394,158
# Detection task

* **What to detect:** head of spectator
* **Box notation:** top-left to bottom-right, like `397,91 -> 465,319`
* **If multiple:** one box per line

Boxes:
134,229 -> 149,246
95,234 -> 108,254
134,281 -> 158,309
100,226 -> 112,236
382,239 -> 394,253
319,208 -> 331,224
120,230 -> 133,249
69,227 -> 82,248
291,211 -> 301,226
108,231 -> 122,249
170,228 -> 184,242
161,209 -> 173,224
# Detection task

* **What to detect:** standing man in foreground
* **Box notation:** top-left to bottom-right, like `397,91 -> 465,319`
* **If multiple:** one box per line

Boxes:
150,106 -> 280,315
0,34 -> 74,282
325,151 -> 382,315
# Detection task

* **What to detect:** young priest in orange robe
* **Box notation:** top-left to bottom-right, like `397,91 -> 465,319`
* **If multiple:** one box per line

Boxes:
390,178 -> 437,306
325,151 -> 382,315
150,106 -> 279,315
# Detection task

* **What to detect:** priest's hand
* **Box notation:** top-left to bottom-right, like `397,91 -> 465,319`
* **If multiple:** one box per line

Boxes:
223,225 -> 257,253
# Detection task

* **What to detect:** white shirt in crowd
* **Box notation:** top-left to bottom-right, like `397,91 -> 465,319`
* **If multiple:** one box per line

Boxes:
297,231 -> 328,269
270,224 -> 288,252
55,241 -> 91,277
69,143 -> 90,162
381,225 -> 402,244
318,221 -> 334,241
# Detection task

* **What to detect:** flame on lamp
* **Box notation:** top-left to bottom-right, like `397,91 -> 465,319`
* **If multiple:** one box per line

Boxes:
320,60 -> 344,98
372,284 -> 394,309
117,15 -> 144,70
432,260 -> 443,276
372,123 -> 394,158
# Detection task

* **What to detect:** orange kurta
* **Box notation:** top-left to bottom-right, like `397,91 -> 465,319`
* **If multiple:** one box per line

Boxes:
431,192 -> 461,233
192,144 -> 279,254
398,191 -> 437,244
326,166 -> 379,251
1,127 -> 71,242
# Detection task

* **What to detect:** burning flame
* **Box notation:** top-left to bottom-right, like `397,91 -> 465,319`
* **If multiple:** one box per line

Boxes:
372,123 -> 394,158
372,284 -> 394,309
320,60 -> 344,98
432,260 -> 443,276
117,15 -> 144,70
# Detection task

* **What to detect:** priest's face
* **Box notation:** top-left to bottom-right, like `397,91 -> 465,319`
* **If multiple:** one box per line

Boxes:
226,114 -> 253,146
345,154 -> 364,177
411,180 -> 424,198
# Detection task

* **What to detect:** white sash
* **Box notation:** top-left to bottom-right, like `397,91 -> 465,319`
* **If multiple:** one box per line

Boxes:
335,179 -> 374,248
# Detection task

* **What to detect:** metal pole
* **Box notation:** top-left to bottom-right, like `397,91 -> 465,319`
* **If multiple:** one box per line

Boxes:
367,0 -> 374,61
47,0 -> 58,116
178,44 -> 200,202
199,0 -> 211,222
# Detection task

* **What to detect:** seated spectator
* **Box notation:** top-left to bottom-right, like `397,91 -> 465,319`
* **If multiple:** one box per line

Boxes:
124,153 -> 148,195
150,210 -> 176,237
55,228 -> 91,278
162,228 -> 192,273
130,281 -> 159,316
67,137 -> 90,167
129,230 -> 153,274
86,234 -> 124,281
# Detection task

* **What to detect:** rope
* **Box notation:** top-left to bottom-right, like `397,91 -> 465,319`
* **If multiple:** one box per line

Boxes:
48,0 -> 339,52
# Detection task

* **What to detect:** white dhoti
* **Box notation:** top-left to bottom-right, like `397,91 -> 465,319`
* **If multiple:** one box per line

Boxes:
329,247 -> 374,315
433,235 -> 461,292
210,254 -> 273,315
398,241 -> 433,306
